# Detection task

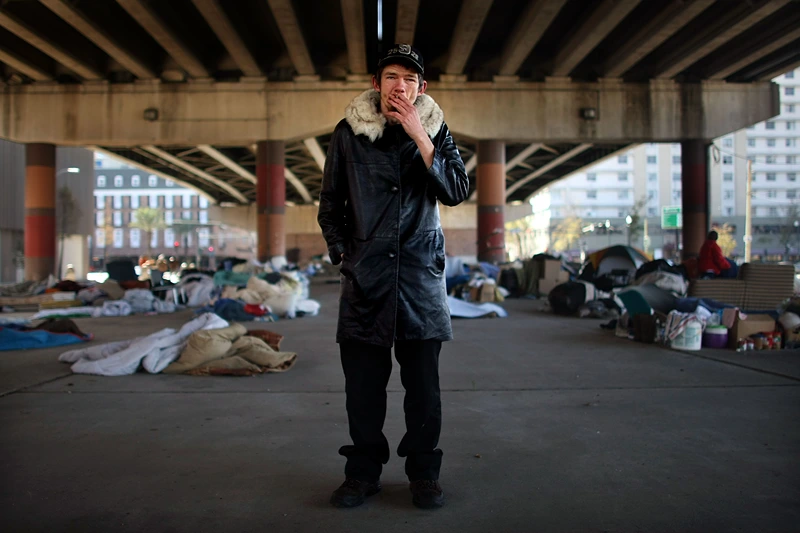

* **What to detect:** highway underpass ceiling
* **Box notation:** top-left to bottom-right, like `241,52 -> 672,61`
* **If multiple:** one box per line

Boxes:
99,139 -> 632,205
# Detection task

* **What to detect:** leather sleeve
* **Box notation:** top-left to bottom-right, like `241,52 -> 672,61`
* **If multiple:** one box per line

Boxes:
317,123 -> 348,265
426,123 -> 469,207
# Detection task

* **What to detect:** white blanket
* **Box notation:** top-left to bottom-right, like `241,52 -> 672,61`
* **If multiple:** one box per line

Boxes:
447,296 -> 508,318
59,312 -> 229,376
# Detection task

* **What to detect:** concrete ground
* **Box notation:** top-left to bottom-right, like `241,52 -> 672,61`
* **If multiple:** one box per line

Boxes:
1,281 -> 798,533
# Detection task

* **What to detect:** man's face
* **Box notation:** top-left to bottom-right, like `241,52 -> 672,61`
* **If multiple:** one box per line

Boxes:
372,63 -> 427,119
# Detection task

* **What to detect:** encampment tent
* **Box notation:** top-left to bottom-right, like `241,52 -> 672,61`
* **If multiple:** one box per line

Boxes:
578,245 -> 650,290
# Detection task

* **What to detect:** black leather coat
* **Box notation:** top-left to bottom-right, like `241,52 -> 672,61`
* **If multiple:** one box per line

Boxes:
318,95 -> 468,347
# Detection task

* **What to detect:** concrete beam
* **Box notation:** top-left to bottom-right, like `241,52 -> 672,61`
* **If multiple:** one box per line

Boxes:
709,27 -> 800,80
0,10 -> 102,80
603,0 -> 714,78
506,144 -> 593,199
340,0 -> 368,75
656,0 -> 791,79
191,0 -> 262,77
552,0 -> 641,77
196,144 -> 256,184
141,145 -> 248,203
303,137 -> 327,171
444,0 -> 493,75
464,155 -> 477,174
498,0 -> 567,76
394,0 -> 420,44
0,46 -> 52,81
758,58 -> 800,82
505,143 -> 541,172
284,168 -> 313,204
116,0 -> 209,79
39,0 -> 156,80
89,146 -> 216,203
0,80 -> 780,146
265,0 -> 316,76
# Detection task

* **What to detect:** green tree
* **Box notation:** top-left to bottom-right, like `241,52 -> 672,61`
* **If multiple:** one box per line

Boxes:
56,185 -> 82,277
130,207 -> 166,254
551,215 -> 583,253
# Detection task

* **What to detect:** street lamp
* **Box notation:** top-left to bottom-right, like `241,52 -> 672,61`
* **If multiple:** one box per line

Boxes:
625,215 -> 633,246
605,219 -> 611,247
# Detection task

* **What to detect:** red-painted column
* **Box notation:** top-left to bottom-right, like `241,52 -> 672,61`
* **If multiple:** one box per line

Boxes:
25,144 -> 57,280
681,139 -> 709,259
256,140 -> 286,261
477,140 -> 506,263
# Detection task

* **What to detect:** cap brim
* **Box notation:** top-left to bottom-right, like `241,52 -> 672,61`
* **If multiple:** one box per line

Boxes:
378,57 -> 423,75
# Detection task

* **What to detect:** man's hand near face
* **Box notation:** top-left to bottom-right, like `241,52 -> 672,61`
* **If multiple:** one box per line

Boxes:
385,94 -> 435,169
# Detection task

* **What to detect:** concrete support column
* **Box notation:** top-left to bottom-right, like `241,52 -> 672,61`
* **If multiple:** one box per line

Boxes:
477,140 -> 506,263
25,143 -> 56,280
681,139 -> 709,259
256,140 -> 286,262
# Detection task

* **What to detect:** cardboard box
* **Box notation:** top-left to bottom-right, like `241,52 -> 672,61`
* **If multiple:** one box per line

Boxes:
540,259 -> 562,281
556,270 -> 570,283
538,278 -> 565,296
728,312 -> 776,349
470,283 -> 496,303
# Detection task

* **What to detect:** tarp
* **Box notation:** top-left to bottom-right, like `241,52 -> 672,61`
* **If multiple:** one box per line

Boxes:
0,326 -> 92,351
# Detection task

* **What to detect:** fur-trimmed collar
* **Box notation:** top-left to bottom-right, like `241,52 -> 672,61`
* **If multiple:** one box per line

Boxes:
344,89 -> 444,142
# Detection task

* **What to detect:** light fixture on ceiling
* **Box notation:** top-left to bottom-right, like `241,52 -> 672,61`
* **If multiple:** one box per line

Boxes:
143,108 -> 159,122
580,107 -> 598,120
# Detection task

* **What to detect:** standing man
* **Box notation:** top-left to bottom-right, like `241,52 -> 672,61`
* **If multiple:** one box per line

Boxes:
318,44 -> 468,509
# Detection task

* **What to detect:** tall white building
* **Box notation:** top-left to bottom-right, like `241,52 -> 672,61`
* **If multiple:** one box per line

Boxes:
528,67 -> 799,261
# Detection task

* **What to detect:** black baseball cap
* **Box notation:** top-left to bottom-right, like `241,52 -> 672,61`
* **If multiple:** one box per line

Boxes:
377,44 -> 424,76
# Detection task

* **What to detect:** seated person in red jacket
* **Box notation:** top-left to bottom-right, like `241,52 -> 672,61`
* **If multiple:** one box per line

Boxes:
698,231 -> 736,278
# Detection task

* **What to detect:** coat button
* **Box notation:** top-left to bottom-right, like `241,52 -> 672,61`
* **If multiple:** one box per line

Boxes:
388,252 -> 396,258
390,186 -> 399,192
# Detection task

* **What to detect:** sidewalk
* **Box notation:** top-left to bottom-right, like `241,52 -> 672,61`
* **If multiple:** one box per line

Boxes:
1,282 -> 798,532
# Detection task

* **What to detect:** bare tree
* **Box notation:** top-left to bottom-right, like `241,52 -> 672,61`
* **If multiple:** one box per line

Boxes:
551,215 -> 583,253
779,204 -> 799,260
626,198 -> 647,247
56,185 -> 83,278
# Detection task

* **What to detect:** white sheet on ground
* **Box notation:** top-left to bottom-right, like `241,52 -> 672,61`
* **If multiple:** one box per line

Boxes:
447,296 -> 507,318
59,312 -> 229,376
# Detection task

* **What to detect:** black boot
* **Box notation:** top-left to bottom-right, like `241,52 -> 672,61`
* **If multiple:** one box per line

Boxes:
409,479 -> 444,509
330,478 -> 381,508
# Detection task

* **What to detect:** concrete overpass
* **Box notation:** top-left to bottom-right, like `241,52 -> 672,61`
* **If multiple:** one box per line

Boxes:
1,0 -> 798,278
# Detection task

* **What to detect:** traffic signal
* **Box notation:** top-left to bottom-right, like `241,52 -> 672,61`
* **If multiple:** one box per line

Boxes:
208,246 -> 214,253
173,241 -> 180,248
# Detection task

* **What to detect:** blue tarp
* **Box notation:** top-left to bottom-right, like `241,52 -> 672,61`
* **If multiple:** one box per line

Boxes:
0,327 -> 91,351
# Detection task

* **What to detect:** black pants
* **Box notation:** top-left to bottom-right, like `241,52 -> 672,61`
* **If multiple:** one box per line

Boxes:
339,339 -> 443,482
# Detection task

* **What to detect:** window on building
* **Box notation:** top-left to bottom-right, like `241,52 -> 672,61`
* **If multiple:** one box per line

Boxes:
747,155 -> 755,162
131,175 -> 140,187
131,196 -> 139,209
129,210 -> 137,224
95,228 -> 105,248
647,172 -> 657,182
151,230 -> 159,248
788,190 -> 797,199
551,190 -> 562,200
767,138 -> 776,147
199,197 -> 209,208
183,196 -> 193,208
113,229 -> 123,248
114,175 -> 123,187
95,211 -> 104,226
726,207 -> 733,216
113,196 -> 122,209
618,155 -> 628,163
672,172 -> 681,181
165,180 -> 175,187
786,87 -> 795,96
748,139 -> 756,147
769,207 -> 778,216
786,71 -> 795,79
765,121 -> 775,130
766,155 -> 776,164
618,190 -> 629,199
767,172 -> 776,181
182,211 -> 192,220
787,138 -> 797,147
164,229 -> 174,247
148,175 -> 158,187
149,195 -> 158,207
672,155 -> 681,164
672,191 -> 681,201
587,190 -> 597,199
647,207 -> 657,217
788,121 -> 797,130
787,156 -> 796,164
97,175 -> 106,187
767,190 -> 777,198
724,190 -> 733,199
165,196 -> 174,208
723,155 -> 733,164
618,208 -> 626,217
788,172 -> 797,181
586,173 -> 596,181
648,190 -> 656,200
788,104 -> 795,113
723,172 -> 733,182
198,229 -> 210,248
95,196 -> 104,209
647,155 -> 656,164
199,211 -> 208,224
113,211 -> 122,226
618,172 -> 628,181
129,229 -> 140,248
723,138 -> 732,148
165,211 -> 174,225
